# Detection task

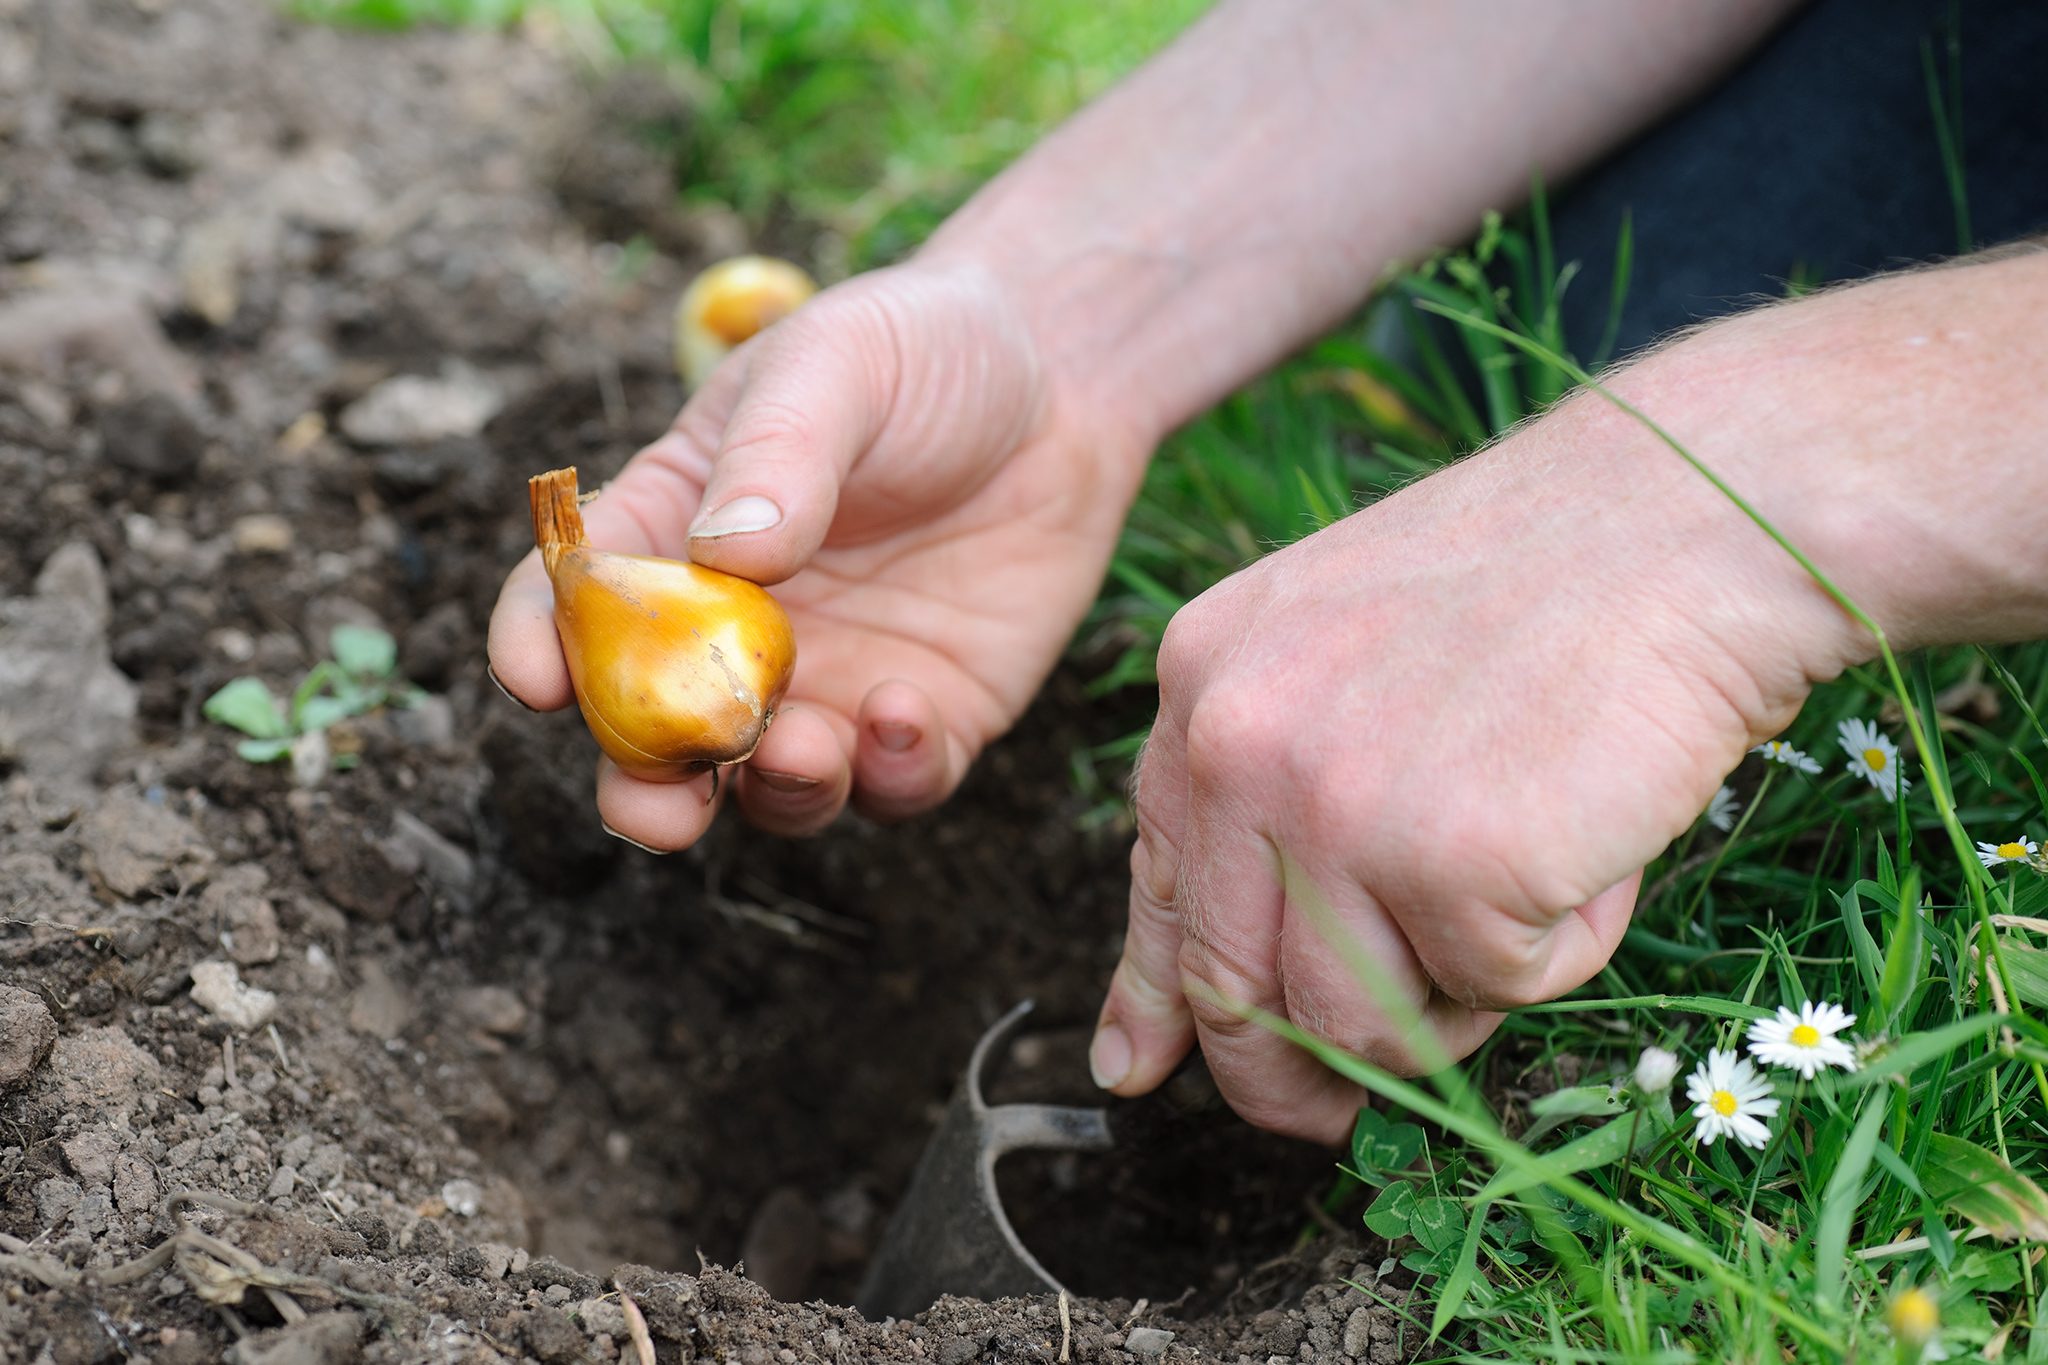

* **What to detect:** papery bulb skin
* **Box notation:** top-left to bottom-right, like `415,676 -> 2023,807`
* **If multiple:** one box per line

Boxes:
530,469 -> 796,782
675,255 -> 816,388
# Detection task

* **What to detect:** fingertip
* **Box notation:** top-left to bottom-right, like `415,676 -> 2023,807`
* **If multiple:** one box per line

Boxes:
1093,954 -> 1197,1097
851,680 -> 964,822
595,759 -> 722,853
485,550 -> 574,711
736,704 -> 854,836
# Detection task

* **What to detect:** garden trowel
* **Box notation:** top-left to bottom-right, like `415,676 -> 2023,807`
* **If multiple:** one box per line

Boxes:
856,1001 -> 1115,1320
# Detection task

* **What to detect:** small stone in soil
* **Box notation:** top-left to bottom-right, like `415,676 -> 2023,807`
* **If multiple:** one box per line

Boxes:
454,985 -> 528,1037
440,1177 -> 483,1217
231,513 -> 295,556
1125,1326 -> 1174,1358
338,368 -> 500,446
0,985 -> 58,1089
189,960 -> 280,1030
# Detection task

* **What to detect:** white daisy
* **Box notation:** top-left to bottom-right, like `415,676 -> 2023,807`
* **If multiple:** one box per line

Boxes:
1745,999 -> 1858,1079
1685,1049 -> 1779,1148
1752,739 -> 1823,775
1704,785 -> 1740,833
1976,836 -> 2039,870
1837,717 -> 1910,801
1632,1045 -> 1680,1094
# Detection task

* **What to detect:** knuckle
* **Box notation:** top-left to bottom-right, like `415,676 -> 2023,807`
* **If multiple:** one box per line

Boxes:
1127,834 -> 1179,932
1155,609 -> 1213,703
720,398 -> 818,464
1183,684 -> 1280,784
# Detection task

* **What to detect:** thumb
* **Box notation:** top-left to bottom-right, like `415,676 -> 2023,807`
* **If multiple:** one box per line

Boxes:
685,308 -> 892,584
1091,711 -> 1197,1096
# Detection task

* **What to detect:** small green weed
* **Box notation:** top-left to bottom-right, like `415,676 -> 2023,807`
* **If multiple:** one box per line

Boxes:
203,625 -> 423,775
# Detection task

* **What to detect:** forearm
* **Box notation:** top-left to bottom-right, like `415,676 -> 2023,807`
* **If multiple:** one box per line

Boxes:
1555,242 -> 2048,687
922,0 -> 1798,445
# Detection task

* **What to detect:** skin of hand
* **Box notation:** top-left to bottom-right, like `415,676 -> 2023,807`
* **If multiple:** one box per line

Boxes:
487,0 -> 1795,851
1091,247 -> 2048,1143
487,260 -> 1150,848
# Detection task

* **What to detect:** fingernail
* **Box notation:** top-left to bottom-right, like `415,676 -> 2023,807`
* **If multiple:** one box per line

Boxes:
872,720 -> 919,753
601,821 -> 670,856
689,495 -> 782,540
1089,1022 -> 1132,1090
753,769 -> 820,793
487,665 -> 538,712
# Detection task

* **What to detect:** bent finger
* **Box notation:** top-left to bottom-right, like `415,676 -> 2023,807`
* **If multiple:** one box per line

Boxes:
595,759 -> 723,854
735,703 -> 854,837
850,679 -> 966,823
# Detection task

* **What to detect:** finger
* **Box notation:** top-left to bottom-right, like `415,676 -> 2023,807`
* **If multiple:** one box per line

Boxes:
734,703 -> 854,837
594,758 -> 722,854
1091,711 -> 1197,1096
486,549 -> 572,711
685,301 -> 894,584
1529,871 -> 1641,1002
850,679 -> 967,823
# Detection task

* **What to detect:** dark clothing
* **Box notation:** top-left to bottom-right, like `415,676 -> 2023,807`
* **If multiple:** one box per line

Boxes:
1551,0 -> 2048,357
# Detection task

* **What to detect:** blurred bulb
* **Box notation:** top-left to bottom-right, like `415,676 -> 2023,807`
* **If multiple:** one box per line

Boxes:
675,255 -> 816,388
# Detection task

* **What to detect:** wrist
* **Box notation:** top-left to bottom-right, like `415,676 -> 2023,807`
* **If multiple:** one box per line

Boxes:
1624,248 -> 2048,666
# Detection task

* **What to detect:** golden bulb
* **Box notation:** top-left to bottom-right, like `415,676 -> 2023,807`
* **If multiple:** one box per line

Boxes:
529,467 -> 796,781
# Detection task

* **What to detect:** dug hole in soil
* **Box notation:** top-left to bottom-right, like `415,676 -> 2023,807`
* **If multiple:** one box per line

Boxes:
0,3 -> 1416,1360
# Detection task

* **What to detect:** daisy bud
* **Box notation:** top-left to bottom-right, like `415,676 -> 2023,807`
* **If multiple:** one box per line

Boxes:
1633,1046 -> 1680,1094
1886,1285 -> 1938,1348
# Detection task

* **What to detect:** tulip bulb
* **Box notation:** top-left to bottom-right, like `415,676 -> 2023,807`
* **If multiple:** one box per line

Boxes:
675,255 -> 816,388
529,467 -> 796,783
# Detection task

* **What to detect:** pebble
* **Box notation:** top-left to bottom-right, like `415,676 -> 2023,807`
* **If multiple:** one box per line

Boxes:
440,1178 -> 483,1218
1126,1326 -> 1174,1358
338,368 -> 500,446
0,985 -> 57,1089
203,864 -> 282,966
379,811 -> 475,904
232,513 -> 295,556
267,1166 -> 298,1199
454,986 -> 528,1038
189,959 -> 280,1030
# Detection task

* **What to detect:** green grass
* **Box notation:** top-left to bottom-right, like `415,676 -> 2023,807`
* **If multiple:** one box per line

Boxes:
290,0 -> 1205,269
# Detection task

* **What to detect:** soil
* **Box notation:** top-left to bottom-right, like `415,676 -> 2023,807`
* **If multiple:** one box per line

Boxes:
0,2 -> 1418,1360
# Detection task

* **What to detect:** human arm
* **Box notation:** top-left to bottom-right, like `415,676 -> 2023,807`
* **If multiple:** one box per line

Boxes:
1090,244 -> 2048,1141
486,0 -> 1801,850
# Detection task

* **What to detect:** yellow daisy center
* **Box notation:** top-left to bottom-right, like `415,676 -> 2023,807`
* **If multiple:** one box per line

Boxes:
1998,841 -> 2028,859
1710,1090 -> 1738,1117
1863,747 -> 1888,771
1791,1023 -> 1821,1047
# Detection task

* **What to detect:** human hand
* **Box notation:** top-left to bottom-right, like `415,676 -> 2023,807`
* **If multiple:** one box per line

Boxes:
1086,341 -> 1874,1143
488,260 -> 1150,849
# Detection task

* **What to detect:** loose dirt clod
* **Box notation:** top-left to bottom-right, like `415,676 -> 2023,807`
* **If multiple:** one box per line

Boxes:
0,985 -> 57,1089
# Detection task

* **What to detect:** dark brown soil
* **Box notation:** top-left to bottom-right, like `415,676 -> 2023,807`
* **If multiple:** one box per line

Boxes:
0,3 -> 1416,1360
